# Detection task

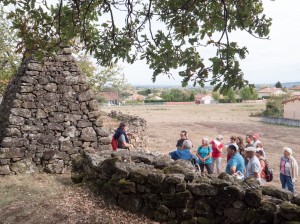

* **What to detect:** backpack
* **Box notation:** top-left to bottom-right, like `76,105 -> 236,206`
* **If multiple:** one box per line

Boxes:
260,158 -> 273,182
111,136 -> 118,150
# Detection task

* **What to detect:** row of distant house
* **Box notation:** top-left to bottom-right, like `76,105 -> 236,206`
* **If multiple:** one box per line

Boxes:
99,86 -> 300,121
99,85 -> 300,106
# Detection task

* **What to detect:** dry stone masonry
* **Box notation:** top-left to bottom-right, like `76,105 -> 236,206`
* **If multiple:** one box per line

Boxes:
0,49 -> 111,174
72,149 -> 300,224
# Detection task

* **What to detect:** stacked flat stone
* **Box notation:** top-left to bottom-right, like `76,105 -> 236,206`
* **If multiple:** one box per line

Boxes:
0,48 -> 110,174
109,110 -> 148,149
72,149 -> 300,224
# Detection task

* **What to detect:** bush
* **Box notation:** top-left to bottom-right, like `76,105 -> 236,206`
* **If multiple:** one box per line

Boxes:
125,100 -> 143,105
262,94 -> 291,117
144,100 -> 167,104
219,99 -> 243,103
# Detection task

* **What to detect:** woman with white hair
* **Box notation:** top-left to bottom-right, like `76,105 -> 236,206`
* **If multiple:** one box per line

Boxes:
196,137 -> 213,174
280,147 -> 299,193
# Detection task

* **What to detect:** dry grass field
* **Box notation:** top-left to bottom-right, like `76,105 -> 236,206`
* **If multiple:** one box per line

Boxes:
102,102 -> 300,192
1,102 -> 299,223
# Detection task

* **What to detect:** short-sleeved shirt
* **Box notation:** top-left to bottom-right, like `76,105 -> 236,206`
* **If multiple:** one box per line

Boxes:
211,140 -> 224,158
226,153 -> 245,175
118,134 -> 126,148
246,156 -> 261,178
176,139 -> 184,148
197,146 -> 212,164
280,157 -> 291,176
169,149 -> 193,161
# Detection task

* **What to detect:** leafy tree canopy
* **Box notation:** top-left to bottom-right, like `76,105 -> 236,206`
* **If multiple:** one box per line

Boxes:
263,93 -> 290,117
1,0 -> 272,93
0,5 -> 21,93
212,91 -> 221,102
239,86 -> 258,100
76,54 -> 131,94
275,81 -> 282,88
226,88 -> 236,103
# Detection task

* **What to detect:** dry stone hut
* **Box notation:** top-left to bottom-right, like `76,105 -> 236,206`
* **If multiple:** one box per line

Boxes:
0,49 -> 111,174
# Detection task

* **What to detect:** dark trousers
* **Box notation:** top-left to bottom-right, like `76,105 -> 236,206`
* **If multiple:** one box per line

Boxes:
280,173 -> 294,193
200,163 -> 213,174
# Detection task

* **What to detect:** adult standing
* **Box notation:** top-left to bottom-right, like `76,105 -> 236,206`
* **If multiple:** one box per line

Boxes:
211,135 -> 224,175
114,122 -> 133,150
196,137 -> 213,175
245,146 -> 261,180
227,136 -> 237,162
226,144 -> 245,177
256,149 -> 267,184
253,133 -> 261,148
245,134 -> 254,148
176,130 -> 188,150
236,136 -> 245,156
280,147 -> 299,193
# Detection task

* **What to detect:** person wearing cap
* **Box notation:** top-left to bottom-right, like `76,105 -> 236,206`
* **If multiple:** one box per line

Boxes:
226,144 -> 245,177
252,133 -> 261,148
169,140 -> 198,162
279,147 -> 299,193
211,135 -> 224,175
196,137 -> 213,174
176,130 -> 188,150
245,146 -> 261,180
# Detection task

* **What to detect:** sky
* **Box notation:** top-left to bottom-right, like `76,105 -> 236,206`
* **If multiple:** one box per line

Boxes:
122,0 -> 300,86
7,0 -> 300,87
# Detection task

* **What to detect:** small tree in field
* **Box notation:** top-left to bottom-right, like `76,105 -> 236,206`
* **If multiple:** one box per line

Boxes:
263,93 -> 290,117
226,88 -> 236,103
239,86 -> 258,100
212,91 -> 221,102
0,6 -> 21,93
275,81 -> 282,88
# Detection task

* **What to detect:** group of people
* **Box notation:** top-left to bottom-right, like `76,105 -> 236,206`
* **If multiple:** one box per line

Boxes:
113,123 -> 299,194
169,130 -> 299,194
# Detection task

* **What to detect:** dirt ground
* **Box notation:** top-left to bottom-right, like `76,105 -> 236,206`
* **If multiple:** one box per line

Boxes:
0,174 -> 156,224
1,102 -> 299,223
102,102 -> 300,192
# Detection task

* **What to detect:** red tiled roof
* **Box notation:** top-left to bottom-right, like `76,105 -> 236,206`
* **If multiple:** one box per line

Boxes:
258,87 -> 282,93
99,92 -> 119,100
289,85 -> 300,91
283,96 -> 300,104
194,93 -> 211,99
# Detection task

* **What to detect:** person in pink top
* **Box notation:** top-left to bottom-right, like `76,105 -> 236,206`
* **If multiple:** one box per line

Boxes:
211,135 -> 224,174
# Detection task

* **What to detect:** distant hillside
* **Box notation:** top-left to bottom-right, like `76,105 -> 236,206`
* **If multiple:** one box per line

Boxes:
134,82 -> 300,90
254,82 -> 300,89
281,82 -> 300,88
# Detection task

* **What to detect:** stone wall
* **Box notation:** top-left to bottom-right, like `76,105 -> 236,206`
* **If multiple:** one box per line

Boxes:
108,110 -> 148,149
0,49 -> 111,174
72,149 -> 300,224
261,116 -> 300,127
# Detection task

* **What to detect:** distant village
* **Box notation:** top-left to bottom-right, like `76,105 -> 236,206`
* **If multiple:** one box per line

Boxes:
98,84 -> 300,122
98,85 -> 299,103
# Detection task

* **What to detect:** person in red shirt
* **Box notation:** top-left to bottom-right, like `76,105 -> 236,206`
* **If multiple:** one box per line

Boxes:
211,135 -> 224,174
